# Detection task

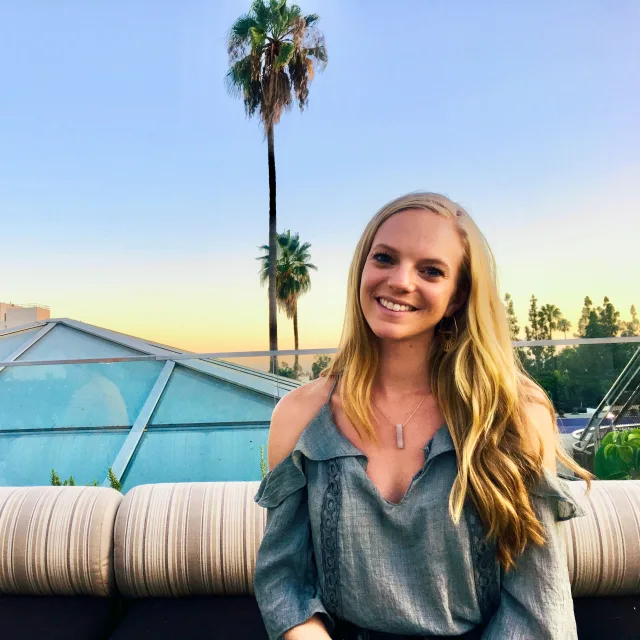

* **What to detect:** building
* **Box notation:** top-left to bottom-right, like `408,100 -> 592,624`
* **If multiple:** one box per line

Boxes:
0,302 -> 50,330
0,318 -> 299,490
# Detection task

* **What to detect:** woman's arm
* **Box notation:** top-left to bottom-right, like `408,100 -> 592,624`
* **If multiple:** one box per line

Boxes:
255,380 -> 335,640
283,614 -> 332,640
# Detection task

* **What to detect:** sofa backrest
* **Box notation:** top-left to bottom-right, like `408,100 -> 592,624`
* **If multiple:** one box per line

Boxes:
2,479 -> 639,599
0,486 -> 122,596
565,480 -> 640,597
113,482 -> 263,597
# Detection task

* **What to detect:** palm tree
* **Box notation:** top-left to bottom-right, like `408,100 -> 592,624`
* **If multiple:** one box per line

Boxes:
226,1 -> 327,373
258,231 -> 317,376
539,304 -> 562,340
557,318 -> 572,340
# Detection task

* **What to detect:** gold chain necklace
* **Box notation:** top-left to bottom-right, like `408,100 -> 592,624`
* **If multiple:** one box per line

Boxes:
371,391 -> 432,449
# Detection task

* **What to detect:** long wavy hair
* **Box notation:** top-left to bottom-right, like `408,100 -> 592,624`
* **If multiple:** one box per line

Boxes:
324,192 -> 591,571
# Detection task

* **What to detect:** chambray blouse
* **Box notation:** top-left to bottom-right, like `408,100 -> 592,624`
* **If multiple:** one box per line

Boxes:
253,393 -> 585,640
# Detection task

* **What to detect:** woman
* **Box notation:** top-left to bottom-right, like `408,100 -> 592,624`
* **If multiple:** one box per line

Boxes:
254,193 -> 590,640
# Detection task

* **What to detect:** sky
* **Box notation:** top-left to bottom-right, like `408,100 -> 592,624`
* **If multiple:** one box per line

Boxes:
1,1 -> 639,356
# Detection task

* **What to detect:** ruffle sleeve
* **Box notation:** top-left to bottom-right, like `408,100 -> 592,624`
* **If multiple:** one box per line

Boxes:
482,469 -> 586,639
530,467 -> 587,522
253,452 -> 333,640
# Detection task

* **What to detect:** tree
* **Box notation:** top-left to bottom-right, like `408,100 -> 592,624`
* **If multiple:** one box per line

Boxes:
258,230 -> 317,376
557,317 -> 572,339
504,293 -> 520,340
226,0 -> 327,373
577,296 -> 594,337
311,354 -> 331,379
277,361 -> 297,379
539,304 -> 562,340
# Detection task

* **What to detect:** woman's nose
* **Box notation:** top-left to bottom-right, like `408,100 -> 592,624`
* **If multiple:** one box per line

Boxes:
387,264 -> 415,291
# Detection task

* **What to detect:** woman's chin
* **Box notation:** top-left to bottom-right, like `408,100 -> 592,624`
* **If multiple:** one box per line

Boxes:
368,322 -> 412,341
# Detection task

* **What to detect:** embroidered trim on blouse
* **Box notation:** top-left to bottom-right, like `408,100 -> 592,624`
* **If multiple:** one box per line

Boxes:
321,458 -> 343,618
465,503 -> 500,622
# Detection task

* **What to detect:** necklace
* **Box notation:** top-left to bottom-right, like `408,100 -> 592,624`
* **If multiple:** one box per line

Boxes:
371,391 -> 432,449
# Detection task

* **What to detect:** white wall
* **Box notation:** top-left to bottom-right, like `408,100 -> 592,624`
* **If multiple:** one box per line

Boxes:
0,303 -> 50,330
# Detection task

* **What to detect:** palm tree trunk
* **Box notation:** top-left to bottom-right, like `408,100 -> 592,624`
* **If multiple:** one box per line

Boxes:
293,304 -> 299,377
267,124 -> 278,374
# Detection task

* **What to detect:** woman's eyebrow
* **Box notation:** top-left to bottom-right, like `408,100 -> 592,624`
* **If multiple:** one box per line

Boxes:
372,243 -> 450,270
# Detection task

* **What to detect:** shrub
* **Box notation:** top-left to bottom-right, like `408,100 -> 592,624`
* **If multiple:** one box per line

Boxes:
594,428 -> 640,480
50,467 -> 122,491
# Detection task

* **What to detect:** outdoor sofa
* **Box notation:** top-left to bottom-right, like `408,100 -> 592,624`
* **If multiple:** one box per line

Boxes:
0,479 -> 638,640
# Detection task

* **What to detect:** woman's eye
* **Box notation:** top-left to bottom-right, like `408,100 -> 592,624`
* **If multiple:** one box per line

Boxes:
372,251 -> 392,264
422,266 -> 445,278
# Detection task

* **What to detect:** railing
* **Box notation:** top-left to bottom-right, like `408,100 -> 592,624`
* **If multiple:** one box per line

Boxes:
2,303 -> 51,310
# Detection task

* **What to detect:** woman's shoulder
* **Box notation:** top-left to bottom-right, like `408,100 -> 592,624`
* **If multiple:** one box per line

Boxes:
267,376 -> 336,469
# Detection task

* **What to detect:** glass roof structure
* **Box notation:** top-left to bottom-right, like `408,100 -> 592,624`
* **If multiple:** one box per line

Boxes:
0,319 -> 298,491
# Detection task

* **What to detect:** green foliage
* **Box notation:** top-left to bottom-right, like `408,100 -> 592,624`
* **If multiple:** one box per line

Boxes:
107,468 -> 122,492
277,361 -> 297,379
594,429 -> 640,480
49,467 -> 122,492
226,0 -> 328,127
259,445 -> 268,479
50,469 -> 76,486
504,293 -> 519,340
515,294 -> 639,412
311,354 -> 332,380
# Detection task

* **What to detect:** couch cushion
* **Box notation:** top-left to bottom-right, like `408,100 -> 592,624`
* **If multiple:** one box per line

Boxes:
109,595 -> 268,639
574,595 -> 640,640
114,482 -> 264,597
0,594 -> 121,640
564,480 -> 640,596
0,486 -> 123,596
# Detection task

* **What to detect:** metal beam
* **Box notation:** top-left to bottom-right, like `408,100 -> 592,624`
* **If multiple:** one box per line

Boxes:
2,337 -> 640,368
103,360 -> 175,487
0,322 -> 57,374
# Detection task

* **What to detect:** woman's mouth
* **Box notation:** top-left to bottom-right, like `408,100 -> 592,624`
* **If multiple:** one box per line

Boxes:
376,297 -> 418,314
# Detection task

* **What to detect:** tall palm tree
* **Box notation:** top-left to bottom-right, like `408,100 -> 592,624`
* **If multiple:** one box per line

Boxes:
557,318 -> 572,340
539,304 -> 562,340
258,231 -> 317,375
226,0 -> 327,373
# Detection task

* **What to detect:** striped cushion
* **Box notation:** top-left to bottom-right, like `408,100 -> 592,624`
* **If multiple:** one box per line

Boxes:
0,486 -> 122,596
564,480 -> 640,596
114,482 -> 264,597
113,480 -> 640,599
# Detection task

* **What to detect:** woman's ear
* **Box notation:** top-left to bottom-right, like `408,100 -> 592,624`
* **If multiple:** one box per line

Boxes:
445,285 -> 468,318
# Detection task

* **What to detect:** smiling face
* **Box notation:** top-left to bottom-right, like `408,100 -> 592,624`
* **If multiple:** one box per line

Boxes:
359,208 -> 466,342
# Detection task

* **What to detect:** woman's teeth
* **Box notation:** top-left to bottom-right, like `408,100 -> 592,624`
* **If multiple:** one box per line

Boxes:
378,298 -> 415,312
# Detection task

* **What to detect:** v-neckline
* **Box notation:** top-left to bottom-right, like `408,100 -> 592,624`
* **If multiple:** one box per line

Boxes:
322,400 -> 445,507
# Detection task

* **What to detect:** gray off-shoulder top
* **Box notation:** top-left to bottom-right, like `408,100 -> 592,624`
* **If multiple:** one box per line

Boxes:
253,384 -> 585,640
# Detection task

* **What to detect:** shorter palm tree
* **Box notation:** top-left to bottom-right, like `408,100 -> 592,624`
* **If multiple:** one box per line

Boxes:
557,318 -> 572,340
258,231 -> 317,376
539,304 -> 562,340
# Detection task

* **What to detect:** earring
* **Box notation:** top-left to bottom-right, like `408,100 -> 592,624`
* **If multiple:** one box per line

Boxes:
440,316 -> 459,352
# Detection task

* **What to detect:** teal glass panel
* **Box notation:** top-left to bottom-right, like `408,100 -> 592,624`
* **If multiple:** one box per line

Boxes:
0,361 -> 164,429
121,426 -> 269,490
0,327 -> 41,360
18,324 -> 143,361
149,366 -> 275,425
0,430 -> 127,486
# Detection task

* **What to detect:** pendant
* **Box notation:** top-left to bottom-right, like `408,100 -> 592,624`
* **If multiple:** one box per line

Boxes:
396,423 -> 404,449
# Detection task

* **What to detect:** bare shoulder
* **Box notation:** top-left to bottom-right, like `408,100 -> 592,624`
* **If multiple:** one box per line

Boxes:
267,376 -> 335,469
521,383 -> 558,473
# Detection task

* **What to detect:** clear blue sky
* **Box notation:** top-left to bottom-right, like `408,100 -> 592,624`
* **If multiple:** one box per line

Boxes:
2,1 -> 638,351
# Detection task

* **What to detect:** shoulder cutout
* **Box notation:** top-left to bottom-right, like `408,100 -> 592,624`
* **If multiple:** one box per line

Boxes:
522,387 -> 557,473
267,376 -> 335,469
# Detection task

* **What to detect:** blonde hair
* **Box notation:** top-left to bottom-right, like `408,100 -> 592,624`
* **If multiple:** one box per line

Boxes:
325,192 -> 591,571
